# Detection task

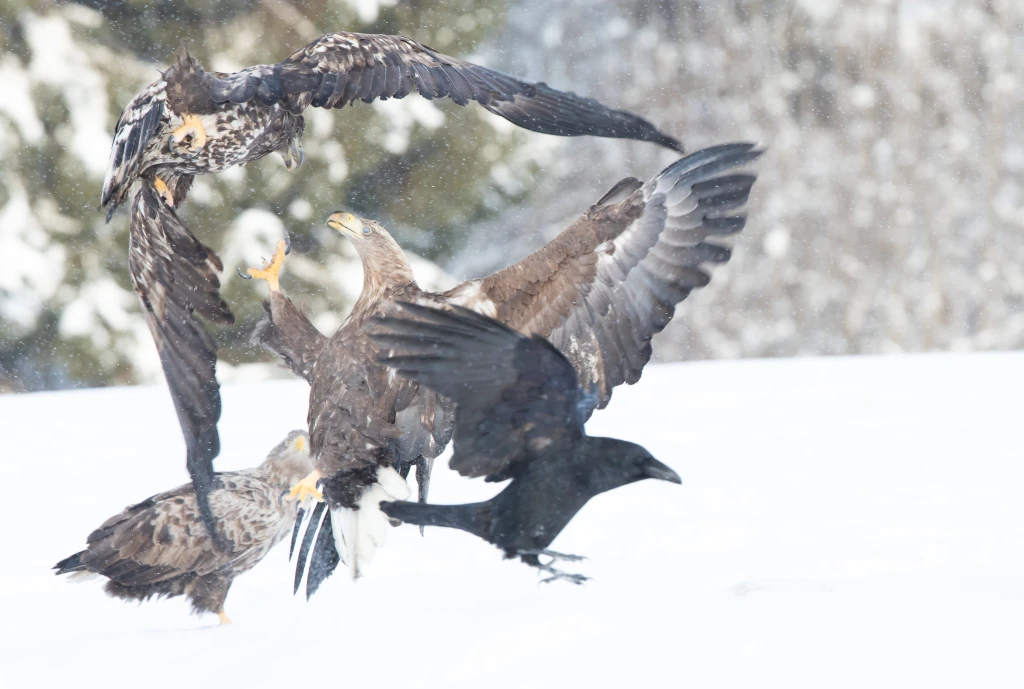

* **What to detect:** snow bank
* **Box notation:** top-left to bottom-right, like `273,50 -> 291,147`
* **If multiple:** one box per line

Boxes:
1,353 -> 1022,687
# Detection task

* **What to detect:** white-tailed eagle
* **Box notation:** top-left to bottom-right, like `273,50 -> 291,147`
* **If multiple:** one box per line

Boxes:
243,143 -> 761,595
53,431 -> 312,624
101,34 -> 684,541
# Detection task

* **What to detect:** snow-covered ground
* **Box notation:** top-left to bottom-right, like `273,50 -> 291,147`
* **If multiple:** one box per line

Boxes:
2,353 -> 1023,687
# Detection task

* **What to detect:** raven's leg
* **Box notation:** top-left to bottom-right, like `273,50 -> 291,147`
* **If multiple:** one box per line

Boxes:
537,564 -> 589,586
519,552 -> 589,585
519,549 -> 588,563
171,113 -> 207,156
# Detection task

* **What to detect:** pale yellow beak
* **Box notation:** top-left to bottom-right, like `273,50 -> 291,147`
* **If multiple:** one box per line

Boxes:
326,211 -> 361,237
292,436 -> 306,453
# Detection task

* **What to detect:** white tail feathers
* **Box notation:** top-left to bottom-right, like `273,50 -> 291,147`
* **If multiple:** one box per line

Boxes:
65,570 -> 99,583
331,466 -> 410,580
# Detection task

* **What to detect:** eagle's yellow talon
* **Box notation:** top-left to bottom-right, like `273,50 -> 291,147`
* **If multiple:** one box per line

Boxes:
171,113 -> 207,153
153,177 -> 174,207
244,240 -> 289,292
217,611 -> 231,625
287,470 -> 323,503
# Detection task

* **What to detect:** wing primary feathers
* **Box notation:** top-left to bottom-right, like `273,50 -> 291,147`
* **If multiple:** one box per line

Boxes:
129,183 -> 234,549
207,32 -> 681,151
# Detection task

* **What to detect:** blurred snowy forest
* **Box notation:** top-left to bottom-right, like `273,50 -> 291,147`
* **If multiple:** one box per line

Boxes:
1,0 -> 1022,394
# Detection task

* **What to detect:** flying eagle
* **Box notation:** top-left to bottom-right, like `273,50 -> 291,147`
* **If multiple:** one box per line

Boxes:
373,304 -> 682,583
243,143 -> 761,593
53,431 -> 312,624
101,34 -> 683,216
101,34 -> 683,541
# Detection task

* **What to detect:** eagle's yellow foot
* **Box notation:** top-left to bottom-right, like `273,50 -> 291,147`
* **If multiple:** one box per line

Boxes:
153,177 -> 175,207
171,113 -> 207,156
217,611 -> 231,625
286,470 -> 323,504
241,239 -> 289,292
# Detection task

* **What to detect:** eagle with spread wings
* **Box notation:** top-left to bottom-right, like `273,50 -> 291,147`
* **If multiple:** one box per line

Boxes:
103,33 -> 683,541
242,143 -> 761,594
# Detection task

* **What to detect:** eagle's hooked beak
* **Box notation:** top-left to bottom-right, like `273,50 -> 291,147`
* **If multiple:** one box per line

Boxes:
326,212 -> 361,237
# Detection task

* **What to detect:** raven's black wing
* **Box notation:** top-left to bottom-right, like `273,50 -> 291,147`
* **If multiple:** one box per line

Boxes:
129,182 -> 234,544
207,32 -> 682,151
371,303 -> 583,482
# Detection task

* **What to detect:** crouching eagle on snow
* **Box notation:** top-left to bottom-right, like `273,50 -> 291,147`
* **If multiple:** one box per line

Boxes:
53,431 -> 312,624
241,144 -> 761,595
102,33 -> 683,542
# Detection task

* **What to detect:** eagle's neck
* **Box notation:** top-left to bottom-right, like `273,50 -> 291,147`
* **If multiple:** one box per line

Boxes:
356,250 -> 416,307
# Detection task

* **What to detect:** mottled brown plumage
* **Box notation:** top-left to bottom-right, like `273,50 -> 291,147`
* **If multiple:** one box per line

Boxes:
54,431 -> 313,622
250,143 -> 761,592
129,180 -> 234,541
101,35 -> 683,541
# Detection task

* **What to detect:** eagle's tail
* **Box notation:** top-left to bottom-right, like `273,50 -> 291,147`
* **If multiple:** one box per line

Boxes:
329,466 -> 410,581
54,551 -> 86,575
53,551 -> 99,582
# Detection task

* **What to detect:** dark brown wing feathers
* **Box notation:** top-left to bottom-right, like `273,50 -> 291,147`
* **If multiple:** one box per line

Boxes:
130,182 -> 234,544
207,32 -> 682,150
464,143 -> 762,416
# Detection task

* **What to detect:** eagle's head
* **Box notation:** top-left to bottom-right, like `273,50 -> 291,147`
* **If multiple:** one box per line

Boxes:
326,211 -> 414,287
262,430 -> 314,492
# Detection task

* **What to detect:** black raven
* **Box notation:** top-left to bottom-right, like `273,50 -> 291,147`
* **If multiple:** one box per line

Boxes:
371,303 -> 682,583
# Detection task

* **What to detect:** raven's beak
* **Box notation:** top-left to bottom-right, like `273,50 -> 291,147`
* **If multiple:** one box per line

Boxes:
326,211 -> 360,237
644,458 -> 682,484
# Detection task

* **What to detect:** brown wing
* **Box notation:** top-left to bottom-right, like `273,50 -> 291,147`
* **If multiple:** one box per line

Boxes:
129,182 -> 234,542
75,474 -> 285,586
448,143 -> 762,417
251,291 -> 329,384
206,32 -> 681,150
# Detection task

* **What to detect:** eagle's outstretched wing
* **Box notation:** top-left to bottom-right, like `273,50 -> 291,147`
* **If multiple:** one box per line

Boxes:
129,182 -> 234,542
449,143 -> 762,418
372,303 -> 583,482
207,32 -> 682,150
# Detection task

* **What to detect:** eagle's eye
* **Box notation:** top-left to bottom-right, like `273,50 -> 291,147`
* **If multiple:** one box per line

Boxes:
362,226 -> 372,235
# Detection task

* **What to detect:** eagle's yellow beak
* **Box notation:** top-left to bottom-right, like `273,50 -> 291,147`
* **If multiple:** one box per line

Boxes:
292,435 -> 306,453
326,212 -> 361,237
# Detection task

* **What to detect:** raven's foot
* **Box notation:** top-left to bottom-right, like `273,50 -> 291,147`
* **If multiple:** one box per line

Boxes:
153,177 -> 175,207
520,549 -> 588,563
285,469 -> 323,504
537,563 -> 589,586
217,610 -> 231,625
239,236 -> 291,292
171,113 -> 207,157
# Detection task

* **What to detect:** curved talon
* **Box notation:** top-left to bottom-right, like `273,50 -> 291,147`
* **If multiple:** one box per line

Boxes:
153,177 -> 175,207
237,266 -> 253,280
171,113 -> 207,155
286,469 -> 323,504
283,231 -> 292,255
242,239 -> 289,292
